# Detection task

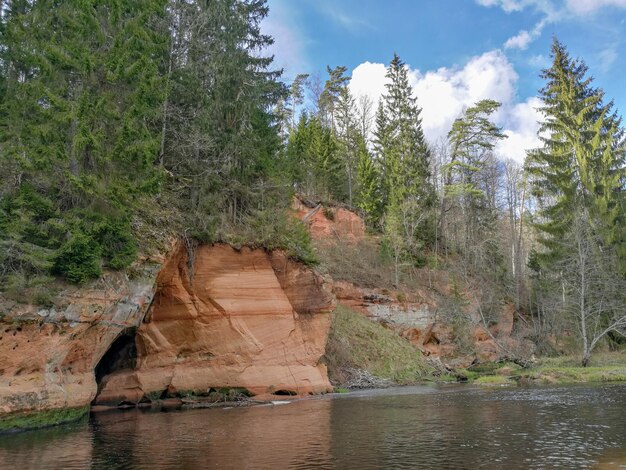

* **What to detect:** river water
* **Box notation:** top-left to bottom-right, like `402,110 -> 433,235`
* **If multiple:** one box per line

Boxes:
1,383 -> 626,469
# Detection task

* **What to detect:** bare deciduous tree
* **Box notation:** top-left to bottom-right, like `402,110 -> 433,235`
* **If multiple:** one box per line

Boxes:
558,211 -> 626,366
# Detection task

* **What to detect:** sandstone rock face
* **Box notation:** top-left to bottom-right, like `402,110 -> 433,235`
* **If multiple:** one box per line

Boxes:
95,244 -> 334,404
0,268 -> 160,416
0,243 -> 333,419
293,198 -> 365,243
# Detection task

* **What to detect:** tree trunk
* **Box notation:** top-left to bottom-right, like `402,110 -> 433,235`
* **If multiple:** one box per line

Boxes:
581,353 -> 591,367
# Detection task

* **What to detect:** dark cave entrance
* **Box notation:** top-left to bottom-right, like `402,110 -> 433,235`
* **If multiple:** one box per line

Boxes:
94,329 -> 138,395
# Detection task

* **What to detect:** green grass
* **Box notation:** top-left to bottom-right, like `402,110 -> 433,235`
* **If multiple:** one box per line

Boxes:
0,406 -> 89,433
324,305 -> 432,386
474,375 -> 515,386
447,352 -> 626,386
516,350 -> 626,385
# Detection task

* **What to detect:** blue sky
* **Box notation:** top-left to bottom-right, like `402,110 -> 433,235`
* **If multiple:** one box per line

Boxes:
264,0 -> 626,161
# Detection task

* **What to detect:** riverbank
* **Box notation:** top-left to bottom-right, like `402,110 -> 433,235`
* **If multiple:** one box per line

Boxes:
441,351 -> 626,387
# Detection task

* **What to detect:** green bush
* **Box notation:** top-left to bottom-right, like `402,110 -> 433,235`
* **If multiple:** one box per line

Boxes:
3,273 -> 56,306
53,232 -> 102,283
92,218 -> 137,269
241,209 -> 318,265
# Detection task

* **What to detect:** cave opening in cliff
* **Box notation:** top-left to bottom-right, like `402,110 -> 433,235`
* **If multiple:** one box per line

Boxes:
94,329 -> 138,392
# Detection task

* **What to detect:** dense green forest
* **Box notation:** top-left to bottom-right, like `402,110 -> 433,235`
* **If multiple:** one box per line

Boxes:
1,0 -> 625,364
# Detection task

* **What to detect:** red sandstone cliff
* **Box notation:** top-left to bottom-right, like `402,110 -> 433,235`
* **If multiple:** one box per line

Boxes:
293,199 -> 532,368
292,197 -> 365,243
96,244 -> 333,404
0,243 -> 334,419
0,269 -> 159,416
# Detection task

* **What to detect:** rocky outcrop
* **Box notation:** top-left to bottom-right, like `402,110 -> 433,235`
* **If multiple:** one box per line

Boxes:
293,198 -> 365,243
330,280 -> 528,366
0,267 -> 160,417
95,244 -> 334,404
0,243 -> 334,422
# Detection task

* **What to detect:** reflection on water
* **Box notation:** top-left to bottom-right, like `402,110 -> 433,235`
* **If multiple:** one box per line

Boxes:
1,383 -> 626,469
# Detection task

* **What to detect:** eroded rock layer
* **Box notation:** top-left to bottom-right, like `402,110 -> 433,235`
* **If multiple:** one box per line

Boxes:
331,280 -> 530,367
95,245 -> 334,404
292,198 -> 365,243
0,269 -> 159,416
0,243 -> 334,419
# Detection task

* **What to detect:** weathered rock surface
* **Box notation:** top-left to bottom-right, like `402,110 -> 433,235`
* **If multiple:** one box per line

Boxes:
95,244 -> 334,404
293,198 -> 365,243
0,243 -> 334,420
330,279 -> 528,364
0,268 -> 160,416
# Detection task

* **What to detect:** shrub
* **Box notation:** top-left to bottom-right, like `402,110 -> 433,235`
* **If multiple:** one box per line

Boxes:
92,218 -> 137,269
3,273 -> 56,306
240,208 -> 317,265
53,232 -> 102,283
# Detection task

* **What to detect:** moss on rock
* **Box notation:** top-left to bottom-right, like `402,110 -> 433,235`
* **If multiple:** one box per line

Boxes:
0,406 -> 89,434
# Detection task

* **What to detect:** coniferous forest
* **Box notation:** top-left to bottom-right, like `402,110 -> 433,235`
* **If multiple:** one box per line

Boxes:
1,0 -> 626,367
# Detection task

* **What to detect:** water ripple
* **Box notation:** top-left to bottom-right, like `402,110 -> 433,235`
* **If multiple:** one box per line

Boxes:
1,384 -> 626,469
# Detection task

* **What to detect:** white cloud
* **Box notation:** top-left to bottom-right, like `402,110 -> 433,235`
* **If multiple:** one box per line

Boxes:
528,54 -> 550,68
313,0 -> 375,33
497,97 -> 543,162
565,0 -> 626,14
348,51 -> 543,162
475,0 -> 526,12
598,45 -> 618,72
504,18 -> 548,50
349,62 -> 389,104
505,30 -> 534,49
477,0 -> 626,16
479,0 -> 626,51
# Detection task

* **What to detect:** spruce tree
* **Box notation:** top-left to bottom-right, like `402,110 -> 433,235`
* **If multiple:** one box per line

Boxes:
0,0 -> 167,281
526,39 -> 626,268
356,138 -> 382,226
162,0 -> 285,229
373,53 -> 434,266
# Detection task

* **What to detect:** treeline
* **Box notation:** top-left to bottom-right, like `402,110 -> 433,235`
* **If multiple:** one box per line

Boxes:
279,55 -> 518,297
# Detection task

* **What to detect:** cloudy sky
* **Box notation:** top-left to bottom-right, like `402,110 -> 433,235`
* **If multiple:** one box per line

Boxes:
264,0 -> 626,162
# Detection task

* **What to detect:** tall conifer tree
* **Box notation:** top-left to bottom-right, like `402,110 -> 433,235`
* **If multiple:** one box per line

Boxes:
526,39 -> 626,268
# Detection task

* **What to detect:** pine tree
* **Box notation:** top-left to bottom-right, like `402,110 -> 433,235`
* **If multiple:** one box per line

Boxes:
319,65 -> 349,131
447,99 -> 506,257
289,73 -> 309,130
